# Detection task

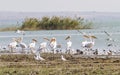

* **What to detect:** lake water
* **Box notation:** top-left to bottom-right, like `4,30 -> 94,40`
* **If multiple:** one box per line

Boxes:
0,29 -> 120,53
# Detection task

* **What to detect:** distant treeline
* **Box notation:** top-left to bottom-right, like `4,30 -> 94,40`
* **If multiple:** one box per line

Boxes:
21,16 -> 93,30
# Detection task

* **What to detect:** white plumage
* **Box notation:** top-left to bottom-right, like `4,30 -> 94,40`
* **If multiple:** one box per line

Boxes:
17,37 -> 27,53
82,34 -> 96,48
49,37 -> 57,53
34,55 -> 45,61
8,38 -> 18,52
67,40 -> 72,49
16,29 -> 25,35
34,52 -> 45,61
61,55 -> 67,61
9,40 -> 17,48
29,39 -> 37,48
40,42 -> 47,49
40,42 -> 47,53
82,41 -> 95,48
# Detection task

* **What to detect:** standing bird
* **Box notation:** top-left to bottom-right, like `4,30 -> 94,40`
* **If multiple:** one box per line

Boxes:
49,37 -> 57,54
28,39 -> 37,54
8,38 -> 18,53
61,55 -> 67,61
39,42 -> 47,53
17,37 -> 27,53
38,37 -> 50,53
81,34 -> 97,55
34,51 -> 45,61
65,36 -> 72,54
82,33 -> 97,49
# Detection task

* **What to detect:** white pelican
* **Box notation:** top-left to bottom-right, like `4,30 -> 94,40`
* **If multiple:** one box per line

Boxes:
28,39 -> 37,54
82,34 -> 97,48
8,38 -> 18,52
16,29 -> 25,35
49,37 -> 57,54
65,36 -> 72,54
61,55 -> 67,61
39,42 -> 47,53
17,37 -> 27,53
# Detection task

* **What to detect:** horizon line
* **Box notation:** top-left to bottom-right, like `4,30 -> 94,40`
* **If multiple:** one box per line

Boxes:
0,10 -> 120,13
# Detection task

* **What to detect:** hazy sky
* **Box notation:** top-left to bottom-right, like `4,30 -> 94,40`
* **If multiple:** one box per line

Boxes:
0,0 -> 120,12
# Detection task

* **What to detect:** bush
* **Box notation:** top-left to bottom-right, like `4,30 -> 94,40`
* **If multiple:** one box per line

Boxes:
21,16 -> 93,30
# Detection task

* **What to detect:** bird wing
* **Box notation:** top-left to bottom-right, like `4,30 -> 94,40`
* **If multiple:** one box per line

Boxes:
32,39 -> 37,42
65,36 -> 71,40
83,35 -> 90,38
104,31 -> 111,36
43,37 -> 50,41
91,35 -> 97,39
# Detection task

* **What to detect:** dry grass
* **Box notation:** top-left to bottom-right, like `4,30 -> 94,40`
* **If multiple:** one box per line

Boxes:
0,54 -> 120,75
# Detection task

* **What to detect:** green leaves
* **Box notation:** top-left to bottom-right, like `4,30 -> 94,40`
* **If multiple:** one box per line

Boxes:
21,16 -> 93,30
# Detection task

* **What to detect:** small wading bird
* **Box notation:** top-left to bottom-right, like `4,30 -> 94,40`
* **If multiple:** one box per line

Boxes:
34,51 -> 45,61
65,36 -> 72,54
61,55 -> 67,61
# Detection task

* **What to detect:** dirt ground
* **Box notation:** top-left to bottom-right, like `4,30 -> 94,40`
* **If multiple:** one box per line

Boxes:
0,54 -> 120,75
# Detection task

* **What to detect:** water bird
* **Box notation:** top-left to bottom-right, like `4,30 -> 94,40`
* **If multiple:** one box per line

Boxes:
82,34 -> 97,48
16,29 -> 25,35
34,50 -> 45,61
43,37 -> 50,41
39,42 -> 47,53
28,39 -> 37,53
104,31 -> 114,41
61,55 -> 67,61
77,30 -> 96,48
49,37 -> 57,54
34,55 -> 45,61
17,37 -> 27,53
65,36 -> 72,54
8,38 -> 18,52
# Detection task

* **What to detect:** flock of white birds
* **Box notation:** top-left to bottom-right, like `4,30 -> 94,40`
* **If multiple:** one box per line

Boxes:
8,30 -> 97,61
0,29 -> 119,61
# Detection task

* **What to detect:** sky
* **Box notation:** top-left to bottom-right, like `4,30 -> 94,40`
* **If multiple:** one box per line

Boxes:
0,0 -> 120,12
